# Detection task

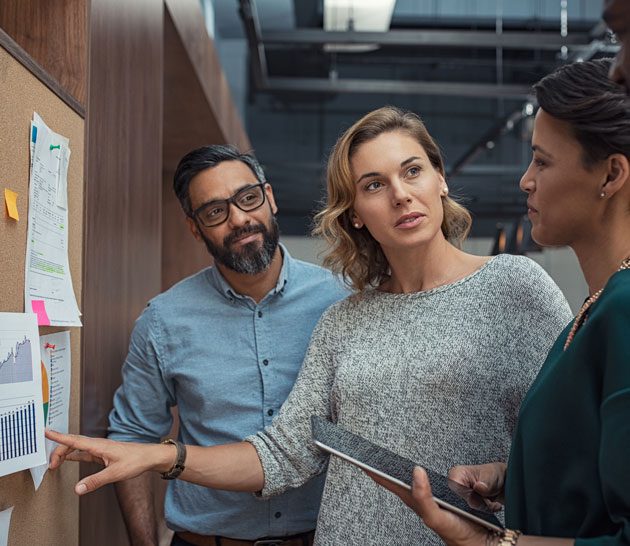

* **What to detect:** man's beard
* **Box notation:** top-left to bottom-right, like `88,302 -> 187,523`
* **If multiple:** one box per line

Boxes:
200,216 -> 280,275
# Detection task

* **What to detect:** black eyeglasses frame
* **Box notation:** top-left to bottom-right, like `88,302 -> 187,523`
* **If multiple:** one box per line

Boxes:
190,182 -> 268,228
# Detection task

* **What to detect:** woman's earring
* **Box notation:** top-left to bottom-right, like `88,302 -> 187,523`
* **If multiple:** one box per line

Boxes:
354,223 -> 361,228
600,191 -> 606,198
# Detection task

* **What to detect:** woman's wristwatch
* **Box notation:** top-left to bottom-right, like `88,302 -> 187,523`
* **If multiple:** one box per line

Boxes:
160,438 -> 187,480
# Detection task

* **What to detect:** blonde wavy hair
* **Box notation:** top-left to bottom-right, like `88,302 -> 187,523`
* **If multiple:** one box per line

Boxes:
313,106 -> 472,291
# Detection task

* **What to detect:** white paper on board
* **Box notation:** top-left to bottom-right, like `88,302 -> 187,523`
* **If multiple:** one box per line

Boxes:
30,331 -> 71,490
25,112 -> 81,327
56,146 -> 70,210
0,506 -> 14,546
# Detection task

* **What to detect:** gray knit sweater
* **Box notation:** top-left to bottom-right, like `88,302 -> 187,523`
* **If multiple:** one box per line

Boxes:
247,255 -> 573,545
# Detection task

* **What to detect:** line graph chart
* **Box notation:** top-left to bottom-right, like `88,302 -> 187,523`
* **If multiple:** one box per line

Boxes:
0,337 -> 34,384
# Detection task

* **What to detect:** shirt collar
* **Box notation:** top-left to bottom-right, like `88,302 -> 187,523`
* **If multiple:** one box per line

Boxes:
206,243 -> 291,302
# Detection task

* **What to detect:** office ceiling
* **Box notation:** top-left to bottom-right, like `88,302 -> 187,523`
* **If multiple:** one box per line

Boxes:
211,0 -> 613,237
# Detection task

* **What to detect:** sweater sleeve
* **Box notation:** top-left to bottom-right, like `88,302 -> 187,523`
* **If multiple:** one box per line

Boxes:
576,287 -> 630,546
502,258 -> 573,435
245,304 -> 342,497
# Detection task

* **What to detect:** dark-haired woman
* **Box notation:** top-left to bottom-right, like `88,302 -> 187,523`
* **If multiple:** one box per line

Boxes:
372,57 -> 630,546
45,107 -> 572,545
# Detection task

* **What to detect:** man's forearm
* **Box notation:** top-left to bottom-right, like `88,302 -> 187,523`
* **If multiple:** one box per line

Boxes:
115,473 -> 159,546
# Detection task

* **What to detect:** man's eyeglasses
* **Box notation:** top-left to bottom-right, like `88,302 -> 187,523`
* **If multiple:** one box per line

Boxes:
191,182 -> 267,228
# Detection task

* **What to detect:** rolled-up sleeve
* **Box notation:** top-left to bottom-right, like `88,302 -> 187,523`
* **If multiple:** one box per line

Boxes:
246,307 -> 339,497
108,303 -> 176,444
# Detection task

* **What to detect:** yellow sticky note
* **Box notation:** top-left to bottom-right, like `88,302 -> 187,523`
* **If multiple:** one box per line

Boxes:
4,188 -> 19,221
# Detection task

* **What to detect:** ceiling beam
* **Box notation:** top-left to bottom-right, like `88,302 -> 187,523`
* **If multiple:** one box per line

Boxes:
265,76 -> 532,98
242,0 -> 537,99
261,29 -> 592,50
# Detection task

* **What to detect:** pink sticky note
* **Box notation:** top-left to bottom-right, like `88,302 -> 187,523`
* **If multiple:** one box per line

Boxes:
31,300 -> 51,326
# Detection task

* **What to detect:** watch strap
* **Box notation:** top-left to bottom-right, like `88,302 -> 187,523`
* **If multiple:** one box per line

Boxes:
160,438 -> 186,480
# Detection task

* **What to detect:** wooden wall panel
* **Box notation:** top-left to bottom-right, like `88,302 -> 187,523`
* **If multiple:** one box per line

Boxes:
80,1 -> 163,545
162,3 -> 249,288
163,0 -> 250,163
162,8 -> 228,172
0,0 -> 87,106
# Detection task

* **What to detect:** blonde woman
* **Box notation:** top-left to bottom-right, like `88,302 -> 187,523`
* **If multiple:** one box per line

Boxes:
47,107 -> 572,545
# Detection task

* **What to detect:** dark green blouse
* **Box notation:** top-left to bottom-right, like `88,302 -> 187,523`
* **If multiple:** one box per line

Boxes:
505,269 -> 630,545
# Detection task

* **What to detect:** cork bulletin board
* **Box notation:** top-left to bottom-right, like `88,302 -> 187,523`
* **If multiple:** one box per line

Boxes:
0,42 -> 83,546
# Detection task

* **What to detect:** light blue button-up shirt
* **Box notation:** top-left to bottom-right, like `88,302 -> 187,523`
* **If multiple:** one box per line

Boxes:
108,247 -> 348,539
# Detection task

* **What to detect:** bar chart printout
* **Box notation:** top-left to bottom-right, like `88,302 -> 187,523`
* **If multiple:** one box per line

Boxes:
0,400 -> 38,461
0,313 -> 46,477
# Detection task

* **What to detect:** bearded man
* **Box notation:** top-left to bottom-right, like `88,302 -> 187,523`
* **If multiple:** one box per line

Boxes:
108,145 -> 347,546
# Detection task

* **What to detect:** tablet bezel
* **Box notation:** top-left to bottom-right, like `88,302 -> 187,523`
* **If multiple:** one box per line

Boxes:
312,422 -> 504,534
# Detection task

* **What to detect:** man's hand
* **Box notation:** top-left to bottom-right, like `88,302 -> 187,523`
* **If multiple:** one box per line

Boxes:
448,462 -> 506,512
46,429 -> 175,495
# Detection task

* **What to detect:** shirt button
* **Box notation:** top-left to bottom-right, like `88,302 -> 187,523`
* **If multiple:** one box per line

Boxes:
274,512 -> 282,519
267,409 -> 274,416
258,310 -> 263,318
263,359 -> 269,366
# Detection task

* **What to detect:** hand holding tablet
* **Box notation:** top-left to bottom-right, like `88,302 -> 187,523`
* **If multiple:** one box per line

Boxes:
311,415 -> 503,533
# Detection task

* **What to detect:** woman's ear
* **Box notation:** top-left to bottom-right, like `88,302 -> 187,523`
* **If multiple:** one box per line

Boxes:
438,174 -> 448,197
350,210 -> 364,229
601,154 -> 630,198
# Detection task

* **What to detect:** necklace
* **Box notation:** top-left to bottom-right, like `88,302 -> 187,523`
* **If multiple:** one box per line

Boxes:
564,257 -> 630,350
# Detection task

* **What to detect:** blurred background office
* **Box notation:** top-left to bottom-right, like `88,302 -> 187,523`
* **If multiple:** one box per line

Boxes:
0,1 -> 615,545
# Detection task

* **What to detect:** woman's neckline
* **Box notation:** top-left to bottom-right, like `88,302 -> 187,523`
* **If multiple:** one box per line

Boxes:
372,254 -> 501,298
